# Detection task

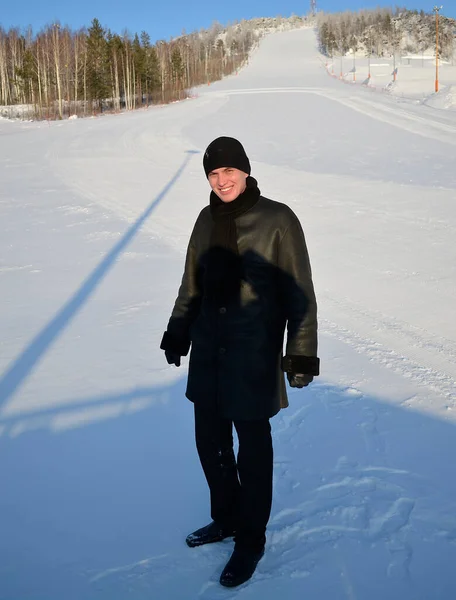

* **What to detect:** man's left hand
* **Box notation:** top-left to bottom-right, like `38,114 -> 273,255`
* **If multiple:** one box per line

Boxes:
287,373 -> 313,388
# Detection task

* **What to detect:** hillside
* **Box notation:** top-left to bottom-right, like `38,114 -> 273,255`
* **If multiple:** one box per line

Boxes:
0,14 -> 309,120
317,8 -> 456,60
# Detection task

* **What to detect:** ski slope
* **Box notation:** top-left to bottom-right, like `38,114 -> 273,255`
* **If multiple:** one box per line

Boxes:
1,27 -> 456,599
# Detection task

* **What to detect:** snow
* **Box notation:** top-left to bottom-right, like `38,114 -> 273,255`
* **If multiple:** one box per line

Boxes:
326,51 -> 456,108
1,27 -> 456,599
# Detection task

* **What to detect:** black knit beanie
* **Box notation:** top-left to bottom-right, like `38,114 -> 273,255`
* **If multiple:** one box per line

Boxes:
203,137 -> 251,177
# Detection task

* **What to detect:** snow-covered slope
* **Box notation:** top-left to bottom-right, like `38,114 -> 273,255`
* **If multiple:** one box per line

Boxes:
1,27 -> 456,599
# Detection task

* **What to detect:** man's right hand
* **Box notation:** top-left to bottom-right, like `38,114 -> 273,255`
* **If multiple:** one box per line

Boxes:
165,351 -> 181,367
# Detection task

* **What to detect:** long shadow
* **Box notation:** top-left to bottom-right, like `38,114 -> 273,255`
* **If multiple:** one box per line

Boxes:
0,383 -> 179,436
0,151 -> 197,409
1,376 -> 456,600
0,245 -> 314,428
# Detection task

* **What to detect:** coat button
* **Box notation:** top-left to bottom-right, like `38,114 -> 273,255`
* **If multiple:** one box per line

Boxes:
219,347 -> 226,355
219,307 -> 227,314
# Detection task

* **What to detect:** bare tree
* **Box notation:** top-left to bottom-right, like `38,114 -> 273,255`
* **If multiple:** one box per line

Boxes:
0,14 -> 302,119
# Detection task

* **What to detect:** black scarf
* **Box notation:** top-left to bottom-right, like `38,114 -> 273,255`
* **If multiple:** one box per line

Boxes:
205,176 -> 260,304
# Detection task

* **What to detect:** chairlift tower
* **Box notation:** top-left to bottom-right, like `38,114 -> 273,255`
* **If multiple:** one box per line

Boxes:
310,0 -> 317,16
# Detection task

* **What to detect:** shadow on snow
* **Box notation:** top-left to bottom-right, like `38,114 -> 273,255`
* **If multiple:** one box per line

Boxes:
0,375 -> 456,600
0,151 -> 198,412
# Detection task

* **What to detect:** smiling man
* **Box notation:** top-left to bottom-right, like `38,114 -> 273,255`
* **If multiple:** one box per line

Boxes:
208,165 -> 248,202
160,136 -> 319,587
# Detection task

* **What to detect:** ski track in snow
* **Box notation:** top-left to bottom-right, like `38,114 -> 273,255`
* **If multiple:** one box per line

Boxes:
321,296 -> 456,405
1,27 -> 456,600
204,86 -> 456,148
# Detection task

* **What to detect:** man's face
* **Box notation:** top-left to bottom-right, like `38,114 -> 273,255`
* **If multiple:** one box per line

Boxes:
208,167 -> 248,203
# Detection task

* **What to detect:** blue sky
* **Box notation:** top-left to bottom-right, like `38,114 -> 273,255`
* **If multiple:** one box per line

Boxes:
1,1 -> 455,40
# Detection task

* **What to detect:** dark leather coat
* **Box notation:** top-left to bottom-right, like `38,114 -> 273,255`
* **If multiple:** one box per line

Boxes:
161,196 -> 319,420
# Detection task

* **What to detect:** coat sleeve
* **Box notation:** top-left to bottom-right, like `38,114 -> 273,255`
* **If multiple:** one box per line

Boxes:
160,222 -> 202,357
277,212 -> 320,376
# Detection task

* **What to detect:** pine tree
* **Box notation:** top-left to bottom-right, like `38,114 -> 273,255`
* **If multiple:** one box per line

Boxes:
171,46 -> 184,89
86,18 -> 109,111
141,31 -> 160,104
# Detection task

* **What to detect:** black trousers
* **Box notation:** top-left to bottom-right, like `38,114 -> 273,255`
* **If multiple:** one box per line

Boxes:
194,405 -> 273,552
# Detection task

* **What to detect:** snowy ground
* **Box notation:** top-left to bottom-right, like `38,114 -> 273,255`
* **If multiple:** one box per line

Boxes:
325,51 -> 456,108
1,27 -> 456,599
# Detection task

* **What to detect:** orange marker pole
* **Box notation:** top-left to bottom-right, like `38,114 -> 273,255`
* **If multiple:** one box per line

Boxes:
435,7 -> 440,92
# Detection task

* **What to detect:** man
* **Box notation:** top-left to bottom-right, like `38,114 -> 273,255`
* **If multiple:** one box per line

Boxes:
160,137 -> 319,587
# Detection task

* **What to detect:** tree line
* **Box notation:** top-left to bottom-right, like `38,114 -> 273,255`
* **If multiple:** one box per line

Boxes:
317,7 -> 455,62
0,15 -> 306,120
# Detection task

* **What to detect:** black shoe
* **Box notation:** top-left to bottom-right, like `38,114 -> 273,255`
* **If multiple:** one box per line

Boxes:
219,546 -> 264,587
185,521 -> 236,548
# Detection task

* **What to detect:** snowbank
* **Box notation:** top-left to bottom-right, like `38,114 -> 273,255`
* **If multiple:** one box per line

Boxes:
326,53 -> 456,106
425,84 -> 456,110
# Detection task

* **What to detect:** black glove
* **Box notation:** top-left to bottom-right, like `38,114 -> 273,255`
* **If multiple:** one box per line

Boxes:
165,351 -> 181,367
287,373 -> 313,388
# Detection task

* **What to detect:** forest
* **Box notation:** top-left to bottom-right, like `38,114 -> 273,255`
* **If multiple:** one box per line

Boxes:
316,8 -> 455,63
2,8 -> 455,120
0,15 -> 304,119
